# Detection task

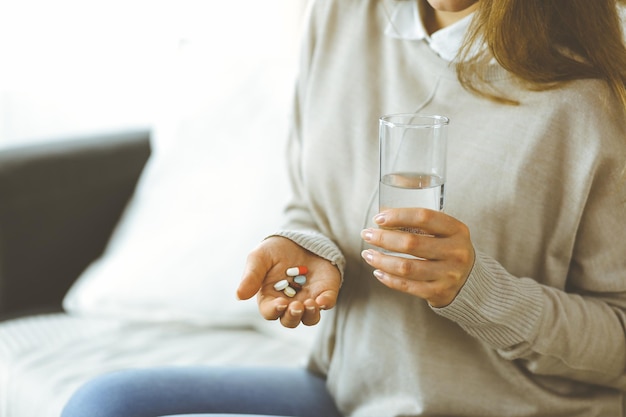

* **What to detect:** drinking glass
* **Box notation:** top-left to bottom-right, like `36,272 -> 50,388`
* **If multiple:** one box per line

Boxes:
378,113 -> 449,256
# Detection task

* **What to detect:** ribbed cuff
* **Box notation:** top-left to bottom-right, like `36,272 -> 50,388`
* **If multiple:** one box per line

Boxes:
432,251 -> 544,350
269,229 -> 346,283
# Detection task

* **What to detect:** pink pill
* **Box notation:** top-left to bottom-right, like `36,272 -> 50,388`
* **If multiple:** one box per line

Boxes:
286,266 -> 308,277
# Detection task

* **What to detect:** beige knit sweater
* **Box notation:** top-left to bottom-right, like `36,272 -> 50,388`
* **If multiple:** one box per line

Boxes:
274,1 -> 626,415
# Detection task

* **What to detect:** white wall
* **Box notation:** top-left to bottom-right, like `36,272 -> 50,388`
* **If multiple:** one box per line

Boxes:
0,0 -> 308,148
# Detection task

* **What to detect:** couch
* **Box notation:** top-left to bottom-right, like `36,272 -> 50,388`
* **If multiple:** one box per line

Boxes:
0,51 -> 317,415
0,130 -> 152,320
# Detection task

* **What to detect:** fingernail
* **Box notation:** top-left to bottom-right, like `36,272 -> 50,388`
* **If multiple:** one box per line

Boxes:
374,213 -> 386,224
306,305 -> 316,312
361,229 -> 374,241
276,304 -> 288,313
290,308 -> 303,315
361,249 -> 374,262
373,270 -> 385,280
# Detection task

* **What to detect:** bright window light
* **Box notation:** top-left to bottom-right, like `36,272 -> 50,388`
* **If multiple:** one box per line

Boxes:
0,0 -> 307,147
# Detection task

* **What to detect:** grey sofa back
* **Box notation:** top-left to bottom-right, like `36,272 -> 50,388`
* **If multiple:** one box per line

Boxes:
0,130 -> 151,319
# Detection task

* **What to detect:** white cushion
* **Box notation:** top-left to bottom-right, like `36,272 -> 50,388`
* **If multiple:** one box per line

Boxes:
62,15 -> 312,343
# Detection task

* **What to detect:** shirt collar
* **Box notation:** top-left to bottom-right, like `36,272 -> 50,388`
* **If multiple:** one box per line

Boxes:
384,0 -> 475,62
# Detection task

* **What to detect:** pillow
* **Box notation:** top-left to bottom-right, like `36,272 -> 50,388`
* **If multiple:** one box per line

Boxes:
63,15 -> 317,343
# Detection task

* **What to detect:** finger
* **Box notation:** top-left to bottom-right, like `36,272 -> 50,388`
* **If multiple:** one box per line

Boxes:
279,300 -> 305,328
372,267 -> 462,308
258,296 -> 290,321
361,227 -> 442,260
362,249 -> 471,285
373,269 -> 439,302
315,288 -> 339,311
301,299 -> 321,326
236,248 -> 271,300
375,208 -> 460,237
362,249 -> 433,281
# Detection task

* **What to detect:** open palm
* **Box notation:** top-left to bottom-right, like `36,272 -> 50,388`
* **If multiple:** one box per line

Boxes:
237,236 -> 341,328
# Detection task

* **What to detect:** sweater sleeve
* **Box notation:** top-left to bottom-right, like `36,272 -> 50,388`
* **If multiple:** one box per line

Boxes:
433,157 -> 626,390
273,0 -> 347,277
435,252 -> 626,390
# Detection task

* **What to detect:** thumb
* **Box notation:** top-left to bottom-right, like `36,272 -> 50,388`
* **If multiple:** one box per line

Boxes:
236,249 -> 271,301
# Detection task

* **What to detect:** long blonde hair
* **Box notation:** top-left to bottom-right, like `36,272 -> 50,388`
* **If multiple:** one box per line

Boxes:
456,0 -> 626,108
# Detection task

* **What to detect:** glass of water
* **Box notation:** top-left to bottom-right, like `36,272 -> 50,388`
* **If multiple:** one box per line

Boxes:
378,113 -> 449,256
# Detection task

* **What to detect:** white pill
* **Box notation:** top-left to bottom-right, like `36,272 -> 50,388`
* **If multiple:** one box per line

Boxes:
273,279 -> 289,291
294,275 -> 307,285
286,266 -> 308,276
283,286 -> 297,297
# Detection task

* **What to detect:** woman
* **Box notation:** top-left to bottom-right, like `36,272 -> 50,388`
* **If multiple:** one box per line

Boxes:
62,0 -> 626,416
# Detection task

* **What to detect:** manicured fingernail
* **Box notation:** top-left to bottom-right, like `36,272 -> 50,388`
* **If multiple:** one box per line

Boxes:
276,304 -> 288,313
361,229 -> 374,241
306,305 -> 316,312
290,308 -> 303,315
374,213 -> 386,224
361,249 -> 374,262
373,270 -> 384,280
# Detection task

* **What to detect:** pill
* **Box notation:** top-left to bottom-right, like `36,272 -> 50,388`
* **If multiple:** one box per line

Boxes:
286,266 -> 308,276
290,281 -> 302,291
293,275 -> 307,285
283,286 -> 297,297
273,279 -> 289,291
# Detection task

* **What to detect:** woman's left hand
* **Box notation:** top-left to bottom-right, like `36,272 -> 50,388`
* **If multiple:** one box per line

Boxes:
360,208 -> 475,308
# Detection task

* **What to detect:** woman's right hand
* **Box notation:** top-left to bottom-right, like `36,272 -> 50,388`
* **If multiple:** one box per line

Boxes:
237,236 -> 341,328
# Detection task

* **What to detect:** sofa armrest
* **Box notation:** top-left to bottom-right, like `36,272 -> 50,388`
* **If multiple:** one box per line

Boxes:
0,129 -> 151,319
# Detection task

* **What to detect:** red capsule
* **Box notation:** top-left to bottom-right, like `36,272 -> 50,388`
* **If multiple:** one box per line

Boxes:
286,266 -> 308,276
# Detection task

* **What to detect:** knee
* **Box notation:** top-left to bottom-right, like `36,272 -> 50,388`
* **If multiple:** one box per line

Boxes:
61,369 -> 147,417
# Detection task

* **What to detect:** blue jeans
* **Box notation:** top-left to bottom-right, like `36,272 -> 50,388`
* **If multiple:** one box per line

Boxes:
60,366 -> 342,417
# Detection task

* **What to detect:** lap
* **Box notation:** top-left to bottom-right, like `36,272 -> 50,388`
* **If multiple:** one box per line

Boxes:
61,366 -> 342,417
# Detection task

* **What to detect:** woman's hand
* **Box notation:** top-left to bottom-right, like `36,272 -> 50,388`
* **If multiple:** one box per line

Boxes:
360,208 -> 475,308
237,236 -> 341,328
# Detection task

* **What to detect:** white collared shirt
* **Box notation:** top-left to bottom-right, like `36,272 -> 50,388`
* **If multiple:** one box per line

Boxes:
384,0 -> 474,62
